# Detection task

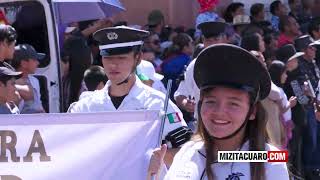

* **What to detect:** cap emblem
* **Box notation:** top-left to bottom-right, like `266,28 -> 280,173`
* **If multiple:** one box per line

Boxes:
107,32 -> 118,40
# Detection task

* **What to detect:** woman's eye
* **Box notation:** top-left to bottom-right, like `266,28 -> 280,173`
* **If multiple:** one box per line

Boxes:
229,102 -> 240,107
204,100 -> 216,104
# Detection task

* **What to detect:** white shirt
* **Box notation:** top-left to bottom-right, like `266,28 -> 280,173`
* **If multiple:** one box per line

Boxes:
164,141 -> 289,180
279,87 -> 292,122
268,82 -> 282,101
174,59 -> 199,119
153,80 -> 167,94
69,77 -> 187,140
78,90 -> 95,100
174,59 -> 199,102
20,75 -> 44,113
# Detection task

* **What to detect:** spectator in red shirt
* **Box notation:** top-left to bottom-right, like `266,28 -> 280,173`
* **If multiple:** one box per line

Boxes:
278,15 -> 301,48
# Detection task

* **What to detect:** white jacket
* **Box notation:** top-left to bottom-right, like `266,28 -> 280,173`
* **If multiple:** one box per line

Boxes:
164,140 -> 289,180
69,77 -> 187,140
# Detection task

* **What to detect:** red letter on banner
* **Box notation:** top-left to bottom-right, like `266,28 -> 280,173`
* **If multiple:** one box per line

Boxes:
267,151 -> 288,162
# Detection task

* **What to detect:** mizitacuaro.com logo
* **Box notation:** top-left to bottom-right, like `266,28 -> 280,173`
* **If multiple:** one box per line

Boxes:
217,151 -> 288,162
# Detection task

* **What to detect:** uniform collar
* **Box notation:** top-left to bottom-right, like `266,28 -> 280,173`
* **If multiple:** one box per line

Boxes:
197,140 -> 250,161
103,76 -> 146,101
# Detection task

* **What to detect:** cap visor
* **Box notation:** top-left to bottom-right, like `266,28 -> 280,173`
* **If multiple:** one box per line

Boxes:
7,71 -> 22,79
310,40 -> 320,47
36,53 -> 46,60
288,52 -> 304,61
65,27 -> 76,33
152,73 -> 164,81
137,73 -> 150,81
14,73 -> 23,79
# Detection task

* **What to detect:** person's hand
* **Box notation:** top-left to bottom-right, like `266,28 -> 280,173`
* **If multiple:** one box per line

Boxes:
289,96 -> 297,108
182,98 -> 195,113
303,81 -> 314,98
314,101 -> 320,122
315,108 -> 320,122
147,144 -> 167,180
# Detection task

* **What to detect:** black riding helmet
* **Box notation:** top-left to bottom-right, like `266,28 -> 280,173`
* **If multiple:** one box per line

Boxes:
194,44 -> 271,103
194,44 -> 271,140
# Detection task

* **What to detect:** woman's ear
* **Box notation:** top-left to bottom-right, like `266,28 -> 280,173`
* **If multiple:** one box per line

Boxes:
134,52 -> 142,66
249,105 -> 257,120
197,100 -> 202,119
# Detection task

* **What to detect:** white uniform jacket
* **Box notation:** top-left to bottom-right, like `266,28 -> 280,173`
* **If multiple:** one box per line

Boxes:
69,77 -> 187,140
174,59 -> 199,102
174,59 -> 200,119
164,141 -> 289,180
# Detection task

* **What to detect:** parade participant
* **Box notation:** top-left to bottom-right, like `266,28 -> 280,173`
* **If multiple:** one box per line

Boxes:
270,0 -> 288,32
0,66 -> 22,114
147,10 -> 165,36
68,26 -> 192,166
149,44 -> 289,180
294,35 -> 320,179
136,60 -> 166,94
11,44 -> 46,113
232,15 -> 250,46
223,2 -> 245,23
0,24 -> 16,68
174,21 -> 228,117
250,3 -> 265,23
277,44 -> 306,177
78,65 -> 107,100
144,32 -> 163,69
61,35 -> 91,112
288,0 -> 302,20
83,65 -> 107,91
308,18 -> 320,67
268,60 -> 296,149
0,24 -> 33,103
194,0 -> 220,39
278,15 -> 301,47
161,33 -> 193,100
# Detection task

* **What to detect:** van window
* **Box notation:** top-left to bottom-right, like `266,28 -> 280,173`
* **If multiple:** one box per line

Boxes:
1,1 -> 50,67
1,1 -> 51,112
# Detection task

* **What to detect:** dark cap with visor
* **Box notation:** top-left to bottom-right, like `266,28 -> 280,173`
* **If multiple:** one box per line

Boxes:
194,44 -> 271,102
93,26 -> 149,56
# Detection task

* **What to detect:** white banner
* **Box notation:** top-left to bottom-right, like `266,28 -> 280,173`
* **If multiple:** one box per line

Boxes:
0,110 -> 160,180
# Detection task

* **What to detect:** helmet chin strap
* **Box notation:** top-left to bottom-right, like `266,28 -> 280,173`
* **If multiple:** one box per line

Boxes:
116,73 -> 132,86
116,57 -> 140,86
198,101 -> 255,140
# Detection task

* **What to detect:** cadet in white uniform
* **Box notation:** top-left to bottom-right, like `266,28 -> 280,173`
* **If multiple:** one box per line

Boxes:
149,44 -> 289,180
69,26 -> 192,163
174,21 -> 228,118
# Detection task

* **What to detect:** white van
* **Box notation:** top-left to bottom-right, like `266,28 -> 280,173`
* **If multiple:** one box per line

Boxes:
1,0 -> 74,113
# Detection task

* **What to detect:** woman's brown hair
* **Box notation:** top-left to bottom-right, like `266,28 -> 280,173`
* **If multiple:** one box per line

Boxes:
194,87 -> 267,180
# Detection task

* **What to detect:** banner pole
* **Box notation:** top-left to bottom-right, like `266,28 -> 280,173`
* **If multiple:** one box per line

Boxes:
157,79 -> 172,147
152,79 -> 172,180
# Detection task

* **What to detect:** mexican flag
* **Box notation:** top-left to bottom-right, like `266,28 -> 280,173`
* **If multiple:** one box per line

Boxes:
167,112 -> 181,124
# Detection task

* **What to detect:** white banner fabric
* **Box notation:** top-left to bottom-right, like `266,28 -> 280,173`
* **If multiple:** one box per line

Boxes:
0,110 -> 160,180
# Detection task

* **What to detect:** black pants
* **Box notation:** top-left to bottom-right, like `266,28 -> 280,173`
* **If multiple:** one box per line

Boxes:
289,126 -> 304,177
304,168 -> 320,180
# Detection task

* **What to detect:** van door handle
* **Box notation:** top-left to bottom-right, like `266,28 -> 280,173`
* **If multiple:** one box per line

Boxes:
50,81 -> 57,86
